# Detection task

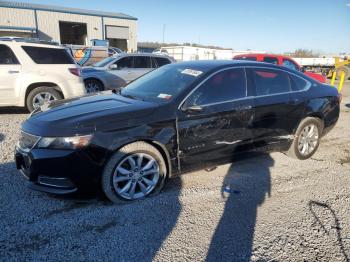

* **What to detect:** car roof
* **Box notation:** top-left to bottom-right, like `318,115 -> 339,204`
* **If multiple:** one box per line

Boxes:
234,53 -> 266,57
234,53 -> 294,60
0,40 -> 64,49
170,60 -> 311,79
116,53 -> 173,58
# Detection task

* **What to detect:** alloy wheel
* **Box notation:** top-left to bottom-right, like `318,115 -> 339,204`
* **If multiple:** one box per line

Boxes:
32,92 -> 56,110
113,153 -> 160,200
85,81 -> 101,93
297,124 -> 319,156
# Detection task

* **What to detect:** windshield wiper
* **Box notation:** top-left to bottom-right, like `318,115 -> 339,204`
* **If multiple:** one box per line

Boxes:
113,89 -> 143,101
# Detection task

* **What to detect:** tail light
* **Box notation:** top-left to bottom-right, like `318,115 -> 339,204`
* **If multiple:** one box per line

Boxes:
337,93 -> 342,103
68,68 -> 81,77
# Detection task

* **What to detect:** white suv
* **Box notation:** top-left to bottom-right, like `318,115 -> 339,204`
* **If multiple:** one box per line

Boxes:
0,40 -> 86,112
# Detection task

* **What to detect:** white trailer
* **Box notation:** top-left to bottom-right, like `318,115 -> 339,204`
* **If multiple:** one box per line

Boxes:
292,57 -> 341,76
154,46 -> 234,61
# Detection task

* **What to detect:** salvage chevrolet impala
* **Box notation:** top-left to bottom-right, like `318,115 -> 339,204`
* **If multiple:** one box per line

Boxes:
15,61 -> 340,203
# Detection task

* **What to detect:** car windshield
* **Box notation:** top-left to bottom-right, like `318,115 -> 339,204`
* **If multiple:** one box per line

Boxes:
93,56 -> 116,67
121,64 -> 208,102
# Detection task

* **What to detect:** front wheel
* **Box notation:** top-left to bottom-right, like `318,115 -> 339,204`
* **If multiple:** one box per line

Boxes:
287,117 -> 323,160
102,142 -> 167,203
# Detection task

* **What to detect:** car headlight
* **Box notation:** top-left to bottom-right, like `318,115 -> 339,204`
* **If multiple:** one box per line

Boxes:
36,135 -> 93,149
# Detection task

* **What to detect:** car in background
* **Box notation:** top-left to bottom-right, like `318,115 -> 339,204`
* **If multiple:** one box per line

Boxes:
0,39 -> 86,112
152,48 -> 169,55
233,53 -> 327,83
108,47 -> 124,56
15,61 -> 340,202
82,53 -> 176,93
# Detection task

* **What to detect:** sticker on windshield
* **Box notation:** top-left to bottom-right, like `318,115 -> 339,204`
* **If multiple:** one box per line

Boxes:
181,69 -> 203,77
158,93 -> 172,100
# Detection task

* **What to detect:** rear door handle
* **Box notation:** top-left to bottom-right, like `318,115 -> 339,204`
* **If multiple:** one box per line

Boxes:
289,98 -> 300,105
235,105 -> 252,111
8,70 -> 20,74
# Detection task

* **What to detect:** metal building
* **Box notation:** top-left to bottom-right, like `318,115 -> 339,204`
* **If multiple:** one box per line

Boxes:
0,1 -> 138,52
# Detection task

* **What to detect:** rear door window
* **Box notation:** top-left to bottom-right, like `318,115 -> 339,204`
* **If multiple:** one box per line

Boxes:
0,44 -> 19,64
133,56 -> 152,68
155,57 -> 171,67
250,68 -> 290,96
187,68 -> 247,106
263,56 -> 279,65
22,46 -> 75,64
283,59 -> 299,71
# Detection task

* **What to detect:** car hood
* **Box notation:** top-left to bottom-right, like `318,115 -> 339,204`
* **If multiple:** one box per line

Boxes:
22,92 -> 158,137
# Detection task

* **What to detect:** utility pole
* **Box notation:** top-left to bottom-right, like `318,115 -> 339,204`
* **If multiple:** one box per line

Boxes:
162,24 -> 165,44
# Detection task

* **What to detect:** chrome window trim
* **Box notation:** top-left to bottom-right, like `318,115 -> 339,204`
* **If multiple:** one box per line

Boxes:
178,66 -> 248,110
196,96 -> 254,108
178,65 -> 312,110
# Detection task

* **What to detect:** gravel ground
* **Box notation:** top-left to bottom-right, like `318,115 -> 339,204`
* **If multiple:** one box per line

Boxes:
0,83 -> 349,262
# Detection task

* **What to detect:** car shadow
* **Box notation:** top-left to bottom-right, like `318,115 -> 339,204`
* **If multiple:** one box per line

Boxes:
0,107 -> 28,114
207,153 -> 274,261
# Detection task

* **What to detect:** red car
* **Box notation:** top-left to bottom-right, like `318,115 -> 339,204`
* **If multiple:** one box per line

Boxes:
233,54 -> 326,83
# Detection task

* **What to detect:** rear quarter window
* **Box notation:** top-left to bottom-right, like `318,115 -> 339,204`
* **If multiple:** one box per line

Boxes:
155,57 -> 171,67
263,56 -> 279,65
22,46 -> 75,64
290,74 -> 310,91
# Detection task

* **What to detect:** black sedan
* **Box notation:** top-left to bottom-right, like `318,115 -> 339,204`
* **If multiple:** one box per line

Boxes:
15,61 -> 340,202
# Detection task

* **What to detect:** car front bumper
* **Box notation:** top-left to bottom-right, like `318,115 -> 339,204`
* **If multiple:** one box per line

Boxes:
15,146 -> 104,194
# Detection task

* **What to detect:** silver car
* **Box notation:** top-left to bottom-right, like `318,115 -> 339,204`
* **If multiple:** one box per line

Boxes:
82,53 -> 175,93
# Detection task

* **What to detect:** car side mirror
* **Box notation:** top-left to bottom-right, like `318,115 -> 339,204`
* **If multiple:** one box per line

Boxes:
109,64 -> 118,70
181,105 -> 204,114
300,67 -> 305,73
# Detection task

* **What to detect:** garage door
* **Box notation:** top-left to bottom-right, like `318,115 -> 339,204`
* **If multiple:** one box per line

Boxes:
105,26 -> 129,39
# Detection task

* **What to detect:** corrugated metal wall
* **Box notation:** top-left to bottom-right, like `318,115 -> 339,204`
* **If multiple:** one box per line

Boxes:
0,7 -> 36,28
103,17 -> 137,52
0,7 -> 137,52
36,11 -> 102,43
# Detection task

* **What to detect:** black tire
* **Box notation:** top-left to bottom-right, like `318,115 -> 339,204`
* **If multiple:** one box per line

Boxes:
336,66 -> 349,80
102,141 -> 167,203
287,117 -> 323,160
26,86 -> 63,112
84,79 -> 104,93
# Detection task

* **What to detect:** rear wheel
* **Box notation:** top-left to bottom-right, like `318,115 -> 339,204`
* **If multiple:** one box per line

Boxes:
84,79 -> 104,93
26,86 -> 62,112
287,117 -> 323,160
102,142 -> 167,203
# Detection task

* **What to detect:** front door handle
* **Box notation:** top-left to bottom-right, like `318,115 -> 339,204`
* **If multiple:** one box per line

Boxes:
8,70 -> 20,74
